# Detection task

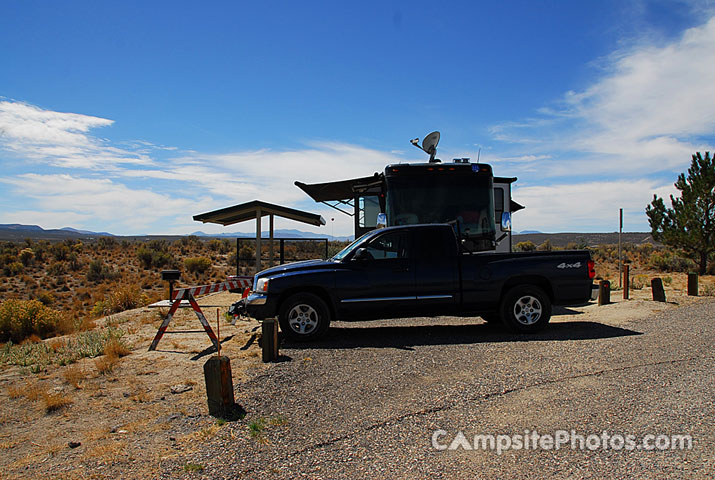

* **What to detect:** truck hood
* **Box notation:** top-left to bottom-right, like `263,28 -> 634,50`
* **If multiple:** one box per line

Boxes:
256,259 -> 337,279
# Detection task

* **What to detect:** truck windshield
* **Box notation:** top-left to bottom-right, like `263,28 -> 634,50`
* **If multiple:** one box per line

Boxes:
385,173 -> 495,240
331,231 -> 373,261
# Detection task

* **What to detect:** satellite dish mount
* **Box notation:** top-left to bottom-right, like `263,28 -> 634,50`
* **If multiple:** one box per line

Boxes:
410,131 -> 441,163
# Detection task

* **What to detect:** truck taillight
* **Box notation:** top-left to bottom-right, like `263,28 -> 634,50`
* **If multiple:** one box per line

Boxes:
587,260 -> 595,279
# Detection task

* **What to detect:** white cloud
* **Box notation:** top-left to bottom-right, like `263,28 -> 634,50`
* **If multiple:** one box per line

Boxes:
0,100 -> 153,168
512,179 -> 676,232
491,16 -> 715,176
0,174 -> 211,233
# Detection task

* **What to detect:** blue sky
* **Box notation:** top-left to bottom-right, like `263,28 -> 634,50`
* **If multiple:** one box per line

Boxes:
1,0 -> 714,236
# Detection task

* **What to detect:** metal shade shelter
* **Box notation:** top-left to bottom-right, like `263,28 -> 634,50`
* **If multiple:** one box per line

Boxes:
193,200 -> 326,272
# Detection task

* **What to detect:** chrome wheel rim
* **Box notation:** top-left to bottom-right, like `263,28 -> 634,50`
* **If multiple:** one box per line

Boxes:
287,304 -> 318,334
513,295 -> 542,325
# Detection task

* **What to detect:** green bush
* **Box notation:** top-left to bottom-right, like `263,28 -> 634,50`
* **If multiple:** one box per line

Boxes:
3,261 -> 24,276
93,284 -> 148,317
647,251 -> 695,272
47,262 -> 66,276
18,248 -> 34,266
515,241 -> 537,252
136,242 -> 174,269
86,259 -> 119,282
0,299 -> 66,342
184,257 -> 212,273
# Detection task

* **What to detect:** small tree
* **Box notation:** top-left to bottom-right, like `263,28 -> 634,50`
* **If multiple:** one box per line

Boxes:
646,152 -> 715,274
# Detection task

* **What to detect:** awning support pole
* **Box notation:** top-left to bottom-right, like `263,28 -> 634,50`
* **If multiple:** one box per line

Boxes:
269,214 -> 274,267
255,207 -> 262,273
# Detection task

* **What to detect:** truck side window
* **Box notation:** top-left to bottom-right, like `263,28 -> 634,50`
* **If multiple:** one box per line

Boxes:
413,228 -> 455,259
366,232 -> 409,260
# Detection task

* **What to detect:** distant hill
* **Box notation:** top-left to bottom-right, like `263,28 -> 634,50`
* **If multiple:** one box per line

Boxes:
0,223 -> 654,246
0,224 -> 352,242
512,232 -> 657,248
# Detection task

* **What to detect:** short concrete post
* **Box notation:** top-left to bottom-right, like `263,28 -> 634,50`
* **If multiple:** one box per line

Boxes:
203,356 -> 235,418
262,319 -> 279,362
623,264 -> 630,300
651,278 -> 666,302
598,280 -> 610,306
687,273 -> 698,296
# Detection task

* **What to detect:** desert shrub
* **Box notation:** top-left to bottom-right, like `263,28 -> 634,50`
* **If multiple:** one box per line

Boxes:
662,275 -> 673,286
238,244 -> 255,259
184,257 -> 212,273
3,261 -> 24,276
93,284 -> 148,316
647,251 -> 695,272
0,299 -> 66,342
67,252 -> 82,271
208,239 -> 222,251
537,240 -> 553,252
35,291 -> 55,306
136,245 -> 174,269
18,248 -> 34,266
515,241 -> 537,252
97,237 -> 117,249
51,243 -> 70,261
702,283 -> 715,296
47,262 -> 66,276
86,259 -> 119,282
631,274 -> 649,290
0,327 -> 125,370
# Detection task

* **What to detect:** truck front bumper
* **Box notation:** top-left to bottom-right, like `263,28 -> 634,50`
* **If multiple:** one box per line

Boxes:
245,292 -> 279,320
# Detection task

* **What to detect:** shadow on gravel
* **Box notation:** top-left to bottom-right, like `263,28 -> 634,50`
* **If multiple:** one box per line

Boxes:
283,322 -> 642,350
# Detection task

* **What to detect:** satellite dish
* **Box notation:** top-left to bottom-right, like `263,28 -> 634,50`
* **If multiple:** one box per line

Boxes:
422,131 -> 440,153
409,131 -> 441,163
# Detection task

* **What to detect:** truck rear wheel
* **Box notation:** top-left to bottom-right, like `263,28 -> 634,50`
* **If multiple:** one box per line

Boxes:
500,285 -> 551,333
278,293 -> 331,341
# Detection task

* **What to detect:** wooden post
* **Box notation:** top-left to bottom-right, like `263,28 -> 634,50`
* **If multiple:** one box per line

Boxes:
269,214 -> 274,267
261,318 -> 279,362
623,264 -> 630,300
598,280 -> 610,306
255,208 -> 262,274
203,356 -> 235,418
688,273 -> 698,296
651,278 -> 666,302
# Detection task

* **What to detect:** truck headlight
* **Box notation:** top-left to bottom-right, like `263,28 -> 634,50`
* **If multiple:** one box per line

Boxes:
255,278 -> 270,293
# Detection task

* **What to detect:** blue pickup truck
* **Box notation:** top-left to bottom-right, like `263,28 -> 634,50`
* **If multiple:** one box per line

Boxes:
245,224 -> 595,341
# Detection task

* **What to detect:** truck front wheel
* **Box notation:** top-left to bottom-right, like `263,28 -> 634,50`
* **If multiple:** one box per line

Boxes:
278,293 -> 331,341
500,285 -> 551,333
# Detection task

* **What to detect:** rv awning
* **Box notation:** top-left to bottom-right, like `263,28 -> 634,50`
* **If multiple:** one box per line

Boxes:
193,200 -> 326,227
295,173 -> 383,202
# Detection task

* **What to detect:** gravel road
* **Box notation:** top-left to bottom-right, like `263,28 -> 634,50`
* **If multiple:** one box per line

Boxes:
161,298 -> 715,479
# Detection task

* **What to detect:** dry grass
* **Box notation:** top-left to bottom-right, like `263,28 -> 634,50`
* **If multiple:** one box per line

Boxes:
8,382 -> 43,402
104,337 -> 131,358
42,390 -> 72,413
62,364 -> 87,389
95,354 -> 118,374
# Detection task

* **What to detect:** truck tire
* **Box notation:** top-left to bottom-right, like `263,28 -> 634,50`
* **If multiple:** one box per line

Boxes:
278,293 -> 331,341
500,285 -> 551,333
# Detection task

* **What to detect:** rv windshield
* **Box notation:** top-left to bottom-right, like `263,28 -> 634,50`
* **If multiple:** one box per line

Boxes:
385,173 -> 495,239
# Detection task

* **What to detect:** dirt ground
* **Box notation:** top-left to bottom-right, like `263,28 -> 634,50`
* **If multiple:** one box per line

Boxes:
0,273 -> 712,479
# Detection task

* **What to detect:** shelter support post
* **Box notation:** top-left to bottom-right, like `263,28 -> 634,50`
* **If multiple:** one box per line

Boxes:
255,207 -> 262,273
269,214 -> 274,267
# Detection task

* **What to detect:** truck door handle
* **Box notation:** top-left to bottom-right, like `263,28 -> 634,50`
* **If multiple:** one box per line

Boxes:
392,267 -> 409,273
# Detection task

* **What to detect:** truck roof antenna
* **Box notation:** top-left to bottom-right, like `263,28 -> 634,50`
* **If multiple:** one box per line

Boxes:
410,131 -> 441,163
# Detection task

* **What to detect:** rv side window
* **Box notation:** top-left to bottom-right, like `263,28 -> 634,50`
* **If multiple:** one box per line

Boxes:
494,187 -> 504,220
358,195 -> 380,228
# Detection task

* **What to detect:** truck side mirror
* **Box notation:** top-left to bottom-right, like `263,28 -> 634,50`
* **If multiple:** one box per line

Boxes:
501,212 -> 512,232
352,248 -> 372,262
